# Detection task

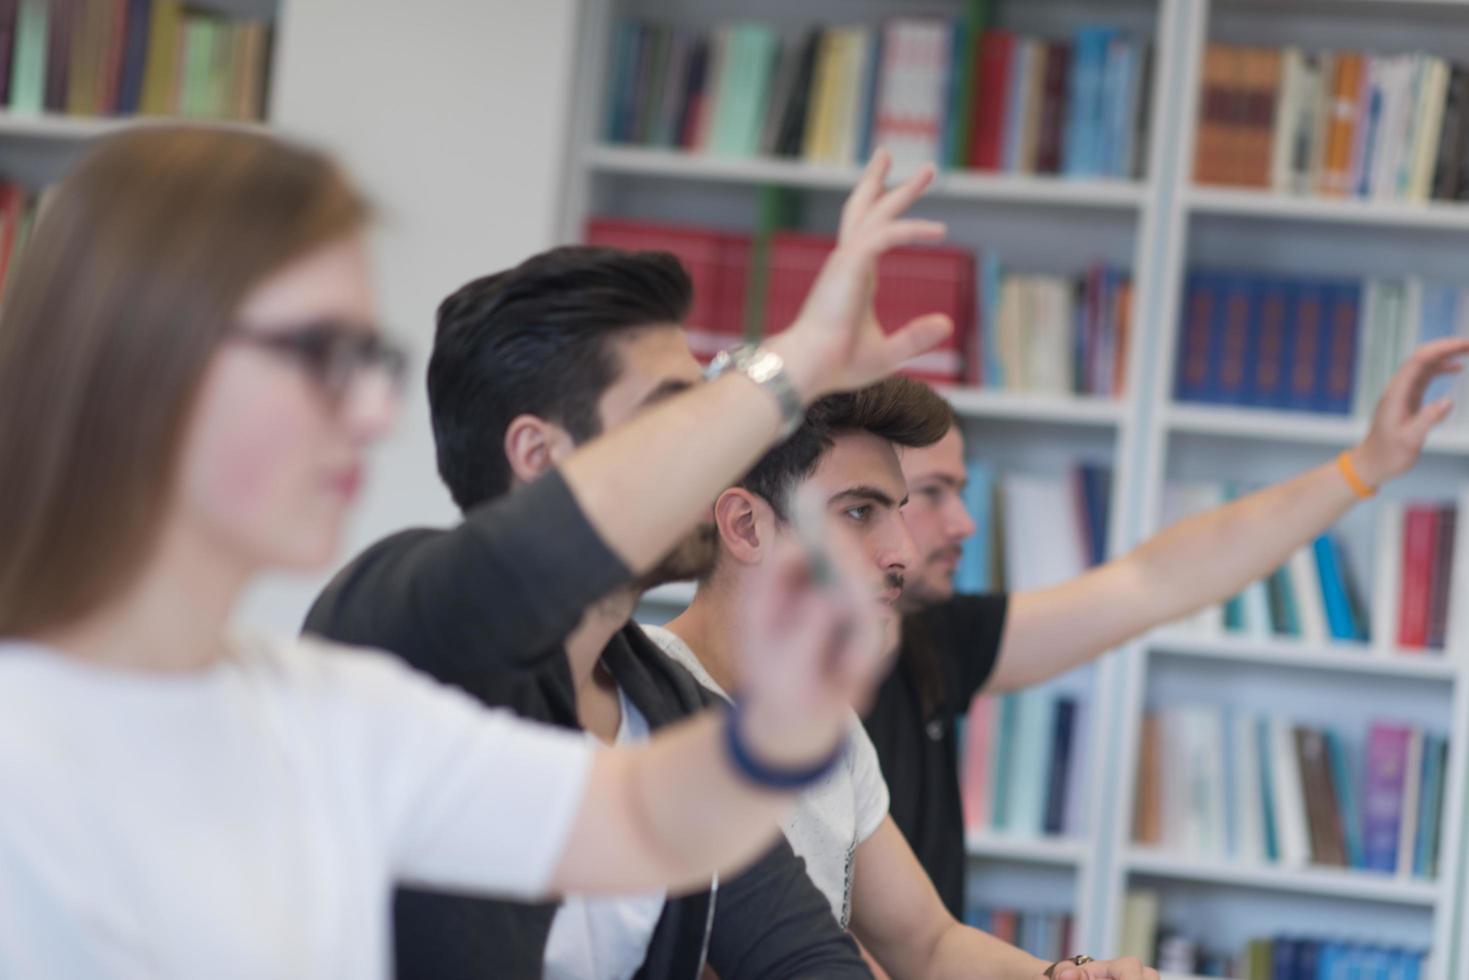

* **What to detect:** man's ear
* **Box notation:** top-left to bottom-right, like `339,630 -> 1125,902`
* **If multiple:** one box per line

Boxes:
503,414 -> 576,484
714,487 -> 777,565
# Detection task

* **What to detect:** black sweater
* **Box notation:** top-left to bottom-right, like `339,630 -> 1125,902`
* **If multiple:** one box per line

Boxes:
304,472 -> 870,979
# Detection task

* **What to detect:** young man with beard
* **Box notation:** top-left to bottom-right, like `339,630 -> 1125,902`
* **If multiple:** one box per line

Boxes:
644,377 -> 1155,980
304,157 -> 953,979
866,339 -> 1469,919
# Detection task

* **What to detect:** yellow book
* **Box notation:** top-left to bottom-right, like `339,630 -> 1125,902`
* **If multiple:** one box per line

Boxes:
802,32 -> 842,162
139,0 -> 182,116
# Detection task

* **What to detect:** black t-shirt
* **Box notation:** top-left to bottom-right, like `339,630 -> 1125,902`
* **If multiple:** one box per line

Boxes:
861,593 -> 1008,919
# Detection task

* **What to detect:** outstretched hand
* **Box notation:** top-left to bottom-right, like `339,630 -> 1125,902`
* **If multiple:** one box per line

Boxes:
1353,338 -> 1469,487
769,148 -> 954,400
733,530 -> 888,772
1048,957 -> 1158,980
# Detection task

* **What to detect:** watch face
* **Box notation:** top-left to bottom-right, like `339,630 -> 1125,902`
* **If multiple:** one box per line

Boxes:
747,351 -> 782,385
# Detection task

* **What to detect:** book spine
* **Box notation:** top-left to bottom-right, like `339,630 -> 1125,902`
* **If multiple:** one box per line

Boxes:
1043,697 -> 1076,835
1426,505 -> 1456,650
1400,505 -> 1436,649
1363,723 -> 1411,872
1035,41 -> 1069,174
1394,729 -> 1424,879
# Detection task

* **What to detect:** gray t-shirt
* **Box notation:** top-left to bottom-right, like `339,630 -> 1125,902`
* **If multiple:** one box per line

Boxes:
641,625 -> 890,928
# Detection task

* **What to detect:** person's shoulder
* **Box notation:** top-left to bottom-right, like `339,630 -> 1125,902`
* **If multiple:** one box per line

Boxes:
302,527 -> 449,635
635,623 -> 727,701
232,630 -> 432,701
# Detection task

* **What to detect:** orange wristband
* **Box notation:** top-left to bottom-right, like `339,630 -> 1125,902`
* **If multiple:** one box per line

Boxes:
1337,450 -> 1377,499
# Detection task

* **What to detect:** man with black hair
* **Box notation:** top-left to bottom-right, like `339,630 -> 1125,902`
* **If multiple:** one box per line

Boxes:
867,344 -> 1469,920
305,158 -> 954,978
644,378 -> 1153,980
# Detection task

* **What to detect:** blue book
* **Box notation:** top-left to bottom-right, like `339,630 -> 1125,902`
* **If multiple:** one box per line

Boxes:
1314,535 -> 1363,641
855,28 -> 884,162
609,21 -> 643,142
1113,41 -> 1142,176
1257,716 -> 1279,861
1320,283 -> 1362,416
1064,28 -> 1110,175
1356,80 -> 1384,198
1175,271 -> 1214,402
1098,38 -> 1127,177
1268,565 -> 1301,637
1413,734 -> 1445,878
115,0 -> 153,115
1326,731 -> 1365,868
1043,697 -> 1077,834
1007,689 -> 1057,836
1419,282 -> 1460,406
1295,941 -> 1322,980
990,694 -> 1019,830
1317,944 -> 1343,980
955,461 -> 996,593
1262,280 -> 1299,410
1200,272 -> 1241,404
1081,464 -> 1110,566
1272,939 -> 1300,980
981,253 -> 1004,386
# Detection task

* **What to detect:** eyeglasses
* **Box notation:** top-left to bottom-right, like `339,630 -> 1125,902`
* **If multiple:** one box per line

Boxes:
231,322 -> 409,406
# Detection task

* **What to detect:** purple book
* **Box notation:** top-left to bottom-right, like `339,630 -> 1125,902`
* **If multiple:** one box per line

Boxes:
1363,722 -> 1412,873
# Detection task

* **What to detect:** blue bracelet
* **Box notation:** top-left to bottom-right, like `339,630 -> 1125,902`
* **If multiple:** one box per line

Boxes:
724,699 -> 847,790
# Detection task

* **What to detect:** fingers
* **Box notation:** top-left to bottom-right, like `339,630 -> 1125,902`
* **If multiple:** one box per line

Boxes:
1407,396 -> 1454,443
839,148 -> 891,243
880,314 -> 955,366
1393,338 -> 1469,408
1076,957 -> 1148,980
867,161 -> 938,226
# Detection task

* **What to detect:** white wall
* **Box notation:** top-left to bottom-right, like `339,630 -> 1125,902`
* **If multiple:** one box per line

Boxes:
235,0 -> 583,633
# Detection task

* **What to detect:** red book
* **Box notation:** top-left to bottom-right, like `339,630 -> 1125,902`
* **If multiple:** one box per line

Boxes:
0,184 -> 21,303
1113,280 -> 1132,396
99,0 -> 128,114
1427,505 -> 1457,650
1035,41 -> 1071,174
968,29 -> 1015,170
1399,505 -> 1439,649
584,218 -> 750,363
762,231 -> 975,385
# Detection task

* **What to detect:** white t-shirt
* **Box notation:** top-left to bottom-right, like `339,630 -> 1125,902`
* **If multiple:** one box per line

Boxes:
641,624 -> 889,928
0,633 -> 593,980
544,688 -> 665,980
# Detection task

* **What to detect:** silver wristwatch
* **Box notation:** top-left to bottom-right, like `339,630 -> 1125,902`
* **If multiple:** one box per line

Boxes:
704,344 -> 805,438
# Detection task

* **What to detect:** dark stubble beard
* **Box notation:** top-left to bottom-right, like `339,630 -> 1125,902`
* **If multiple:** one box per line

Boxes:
635,522 -> 719,591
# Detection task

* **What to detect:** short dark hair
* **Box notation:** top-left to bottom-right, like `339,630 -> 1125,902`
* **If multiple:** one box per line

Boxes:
428,245 -> 692,510
740,377 -> 953,518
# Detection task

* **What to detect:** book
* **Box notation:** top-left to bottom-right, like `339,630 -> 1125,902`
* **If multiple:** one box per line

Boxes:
1363,722 -> 1412,872
1042,697 -> 1076,835
1295,726 -> 1347,866
1269,715 -> 1311,868
961,695 -> 995,832
584,218 -> 750,362
1394,728 -> 1425,879
7,0 -> 46,113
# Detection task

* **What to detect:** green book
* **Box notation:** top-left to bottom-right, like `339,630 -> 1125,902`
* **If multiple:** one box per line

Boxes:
206,22 -> 236,118
180,15 -> 217,118
712,25 -> 777,157
989,693 -> 1019,830
747,185 -> 801,339
948,0 -> 991,168
9,0 -> 48,114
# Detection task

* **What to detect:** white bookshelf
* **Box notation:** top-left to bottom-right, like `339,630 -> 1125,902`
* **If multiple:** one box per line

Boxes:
967,831 -> 1091,867
1124,849 -> 1445,907
563,0 -> 1469,973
